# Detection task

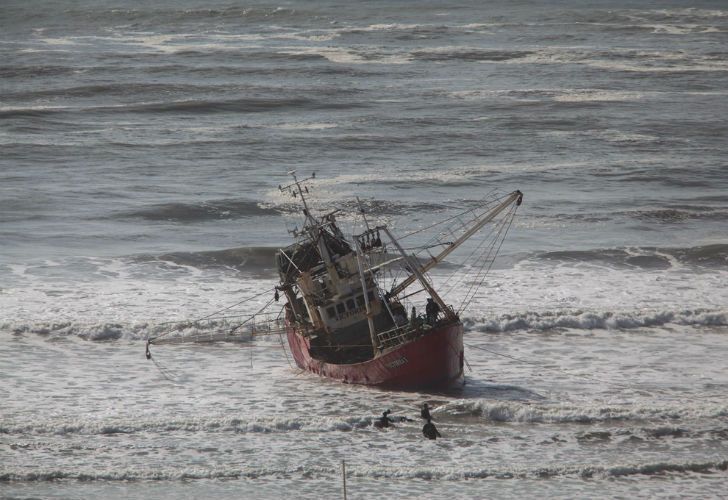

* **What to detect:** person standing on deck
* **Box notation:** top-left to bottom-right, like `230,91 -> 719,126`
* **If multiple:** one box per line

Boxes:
425,298 -> 440,324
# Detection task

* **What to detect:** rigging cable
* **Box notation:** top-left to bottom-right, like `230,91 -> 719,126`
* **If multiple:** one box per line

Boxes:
457,204 -> 518,315
275,306 -> 294,368
438,204 -> 511,296
397,189 -> 503,241
149,286 -> 279,343
227,296 -> 278,336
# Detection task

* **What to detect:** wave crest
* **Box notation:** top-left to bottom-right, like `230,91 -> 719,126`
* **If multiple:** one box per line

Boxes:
124,199 -> 279,222
3,319 -> 254,342
0,414 -> 374,437
535,244 -> 728,269
440,400 -> 728,424
465,308 -> 727,333
3,460 -> 727,482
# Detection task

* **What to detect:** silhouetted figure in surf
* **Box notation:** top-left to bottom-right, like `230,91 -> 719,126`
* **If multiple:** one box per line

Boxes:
374,409 -> 394,429
421,403 -> 432,421
422,418 -> 441,440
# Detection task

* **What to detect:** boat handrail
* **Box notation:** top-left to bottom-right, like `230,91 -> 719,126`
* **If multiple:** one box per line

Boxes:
376,325 -> 411,349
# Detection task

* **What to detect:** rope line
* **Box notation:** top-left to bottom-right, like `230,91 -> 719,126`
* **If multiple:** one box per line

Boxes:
149,287 -> 278,343
457,204 -> 518,314
439,202 -> 515,301
150,355 -> 181,384
465,342 -> 542,365
397,189 -> 504,241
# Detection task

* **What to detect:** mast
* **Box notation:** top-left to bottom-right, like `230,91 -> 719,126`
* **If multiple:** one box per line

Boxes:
356,196 -> 372,233
389,190 -> 522,297
279,171 -> 338,277
354,239 -> 379,355
279,171 -> 317,229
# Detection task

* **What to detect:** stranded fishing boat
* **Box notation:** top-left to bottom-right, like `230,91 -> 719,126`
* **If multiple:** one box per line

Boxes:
146,172 -> 523,391
275,173 -> 522,390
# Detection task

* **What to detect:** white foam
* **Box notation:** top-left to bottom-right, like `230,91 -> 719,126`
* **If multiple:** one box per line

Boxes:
358,23 -> 425,32
441,399 -> 728,424
584,129 -> 660,144
0,256 -> 278,326
269,122 -> 339,131
273,31 -> 340,42
277,46 -> 411,65
465,305 -> 728,334
502,47 -> 728,73
452,88 -> 648,104
3,459 -> 727,482
552,90 -> 646,102
0,414 -> 374,436
39,37 -> 78,46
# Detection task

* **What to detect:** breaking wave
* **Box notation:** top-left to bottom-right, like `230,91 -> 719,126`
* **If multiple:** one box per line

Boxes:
123,97 -> 363,114
623,207 -> 728,223
124,199 -> 280,222
410,48 -> 532,62
465,308 -> 727,333
3,460 -> 727,482
9,309 -> 724,342
5,83 -> 223,100
440,400 -> 728,424
2,319 -> 254,342
150,246 -> 279,273
0,98 -> 366,119
0,414 -> 375,437
534,244 -> 728,269
124,196 -> 453,223
8,402 -> 724,438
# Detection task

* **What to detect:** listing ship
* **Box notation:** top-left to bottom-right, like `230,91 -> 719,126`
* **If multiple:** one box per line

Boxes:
276,173 -> 523,390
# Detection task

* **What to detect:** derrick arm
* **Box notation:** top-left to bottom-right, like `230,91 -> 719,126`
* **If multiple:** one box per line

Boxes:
382,227 -> 456,321
389,190 -> 523,297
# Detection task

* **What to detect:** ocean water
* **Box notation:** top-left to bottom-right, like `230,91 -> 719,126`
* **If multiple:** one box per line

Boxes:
2,0 -> 728,497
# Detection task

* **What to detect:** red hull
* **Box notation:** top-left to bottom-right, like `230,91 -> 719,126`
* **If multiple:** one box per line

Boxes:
286,323 -> 464,390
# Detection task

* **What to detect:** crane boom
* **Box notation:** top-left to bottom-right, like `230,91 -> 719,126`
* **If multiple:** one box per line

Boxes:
389,190 -> 522,297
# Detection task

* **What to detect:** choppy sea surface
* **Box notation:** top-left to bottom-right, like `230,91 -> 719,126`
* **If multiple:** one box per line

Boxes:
2,0 -> 728,498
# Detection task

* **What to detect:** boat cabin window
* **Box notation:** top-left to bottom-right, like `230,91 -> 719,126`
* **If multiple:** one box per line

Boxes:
336,303 -> 345,315
367,291 -> 375,302
356,295 -> 365,308
346,298 -> 355,311
326,307 -> 336,319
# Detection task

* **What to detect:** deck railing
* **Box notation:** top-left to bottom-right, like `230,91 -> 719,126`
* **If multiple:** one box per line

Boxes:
376,323 -> 425,350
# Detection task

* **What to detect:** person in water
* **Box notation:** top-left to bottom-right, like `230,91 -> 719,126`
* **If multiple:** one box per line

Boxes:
421,403 -> 432,421
374,409 -> 394,429
422,418 -> 441,440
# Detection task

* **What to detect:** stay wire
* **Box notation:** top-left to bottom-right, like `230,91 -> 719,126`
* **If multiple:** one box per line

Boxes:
227,296 -> 278,335
458,205 -> 517,314
397,189 -> 503,241
275,306 -> 293,368
150,286 -> 279,343
150,355 -> 181,384
440,204 -> 512,298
